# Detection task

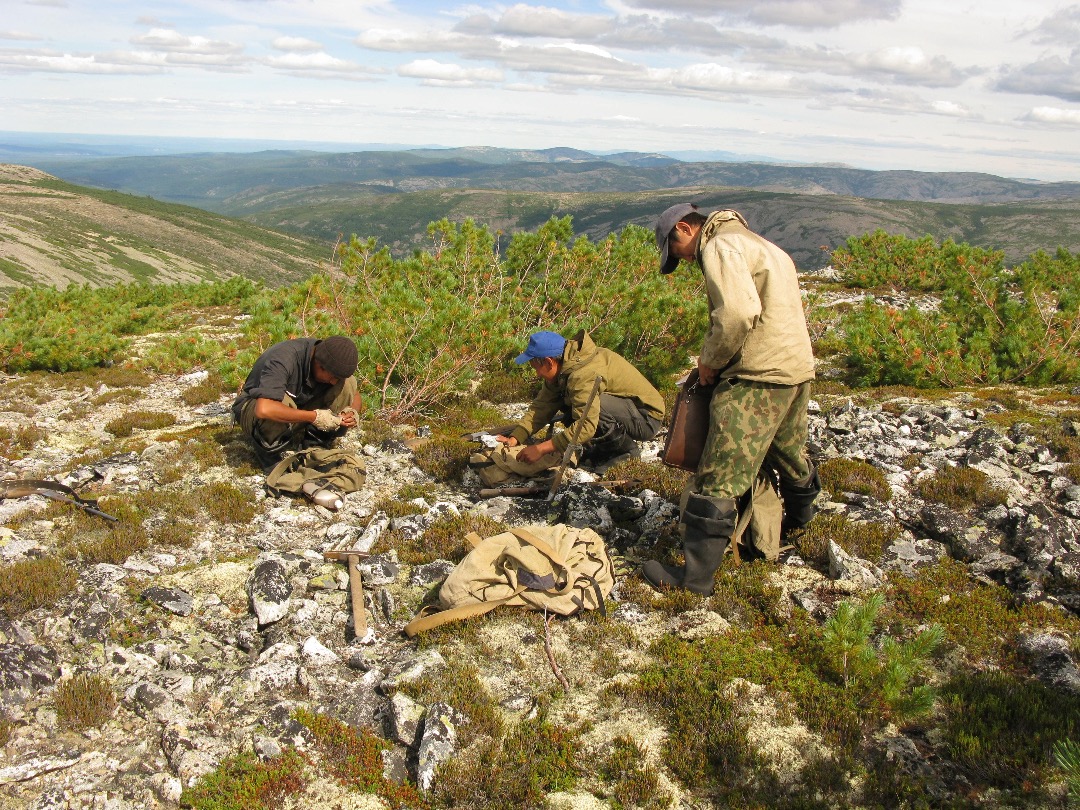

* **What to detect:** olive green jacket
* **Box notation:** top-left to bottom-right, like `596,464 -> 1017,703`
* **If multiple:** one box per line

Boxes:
696,210 -> 815,385
510,331 -> 666,453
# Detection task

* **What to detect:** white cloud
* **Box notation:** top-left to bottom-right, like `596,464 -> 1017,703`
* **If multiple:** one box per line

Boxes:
930,100 -> 972,118
1024,106 -> 1080,126
131,28 -> 242,56
272,36 -> 323,53
0,50 -> 163,74
618,0 -> 902,28
455,4 -> 614,38
398,59 -> 503,85
0,30 -> 42,41
997,52 -> 1080,102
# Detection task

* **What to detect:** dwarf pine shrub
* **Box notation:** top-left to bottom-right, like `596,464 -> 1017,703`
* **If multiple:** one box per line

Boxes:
1054,738 -> 1080,804
836,235 -> 1080,388
821,594 -> 943,722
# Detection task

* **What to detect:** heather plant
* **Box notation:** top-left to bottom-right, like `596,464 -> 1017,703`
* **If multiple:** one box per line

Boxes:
54,673 -> 116,730
0,556 -> 78,616
914,465 -> 1009,511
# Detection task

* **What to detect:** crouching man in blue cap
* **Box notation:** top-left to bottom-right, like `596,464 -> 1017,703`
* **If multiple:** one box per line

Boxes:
485,330 -> 665,480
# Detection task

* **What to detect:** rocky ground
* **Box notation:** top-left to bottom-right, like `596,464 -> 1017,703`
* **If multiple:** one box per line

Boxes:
1,336 -> 1080,808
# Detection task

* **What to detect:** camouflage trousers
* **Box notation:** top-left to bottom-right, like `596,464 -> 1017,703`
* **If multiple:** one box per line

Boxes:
693,378 -> 813,500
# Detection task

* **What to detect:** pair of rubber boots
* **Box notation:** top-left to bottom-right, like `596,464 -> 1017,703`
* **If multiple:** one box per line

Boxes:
642,465 -> 821,595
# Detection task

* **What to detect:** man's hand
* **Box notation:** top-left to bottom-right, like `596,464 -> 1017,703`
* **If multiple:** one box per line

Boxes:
339,407 -> 359,428
697,357 -> 719,386
518,438 -> 556,464
495,435 -> 519,447
312,409 -> 342,431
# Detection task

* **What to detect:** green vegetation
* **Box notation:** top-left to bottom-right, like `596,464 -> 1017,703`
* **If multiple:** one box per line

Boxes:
180,749 -> 308,810
794,513 -> 900,567
431,712 -> 584,809
599,736 -> 668,810
818,457 -> 893,503
1054,738 -> 1080,804
914,465 -> 1010,510
0,556 -> 78,616
834,233 -> 1080,387
104,410 -> 177,436
54,673 -> 116,730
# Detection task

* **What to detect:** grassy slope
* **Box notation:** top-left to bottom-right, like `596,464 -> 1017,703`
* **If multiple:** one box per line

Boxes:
0,165 -> 329,292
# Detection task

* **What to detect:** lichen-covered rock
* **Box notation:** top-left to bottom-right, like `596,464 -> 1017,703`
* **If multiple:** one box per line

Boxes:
247,557 -> 292,626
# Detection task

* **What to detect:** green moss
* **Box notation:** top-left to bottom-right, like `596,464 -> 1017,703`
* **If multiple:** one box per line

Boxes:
0,556 -> 78,616
914,465 -> 1009,511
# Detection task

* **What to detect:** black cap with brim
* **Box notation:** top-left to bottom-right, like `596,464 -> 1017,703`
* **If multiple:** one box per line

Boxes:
654,202 -> 699,274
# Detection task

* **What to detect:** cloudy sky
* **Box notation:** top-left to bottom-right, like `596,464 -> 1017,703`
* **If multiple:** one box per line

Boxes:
3,0 -> 1080,180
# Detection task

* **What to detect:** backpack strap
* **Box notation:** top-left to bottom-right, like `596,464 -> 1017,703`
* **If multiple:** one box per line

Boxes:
507,527 -> 568,570
402,586 -> 527,637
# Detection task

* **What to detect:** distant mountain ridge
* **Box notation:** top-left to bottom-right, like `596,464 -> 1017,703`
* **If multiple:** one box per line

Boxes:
31,147 -> 1080,208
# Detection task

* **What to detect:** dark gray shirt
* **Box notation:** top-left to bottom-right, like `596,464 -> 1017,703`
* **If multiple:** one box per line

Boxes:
231,338 -> 331,420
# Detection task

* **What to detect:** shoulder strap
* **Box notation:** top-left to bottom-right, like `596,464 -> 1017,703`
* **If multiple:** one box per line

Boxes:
508,527 -> 568,569
403,586 -> 527,637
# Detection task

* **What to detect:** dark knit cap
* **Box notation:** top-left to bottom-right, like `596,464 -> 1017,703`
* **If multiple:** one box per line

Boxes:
313,336 -> 358,378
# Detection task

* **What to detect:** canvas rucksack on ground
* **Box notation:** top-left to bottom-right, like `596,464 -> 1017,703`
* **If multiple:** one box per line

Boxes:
264,447 -> 366,500
404,523 -> 614,636
467,443 -> 569,486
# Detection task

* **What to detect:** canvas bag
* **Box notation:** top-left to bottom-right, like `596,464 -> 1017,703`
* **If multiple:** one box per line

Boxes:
264,447 -> 366,497
662,369 -> 715,472
404,523 -> 614,636
467,443 -> 567,487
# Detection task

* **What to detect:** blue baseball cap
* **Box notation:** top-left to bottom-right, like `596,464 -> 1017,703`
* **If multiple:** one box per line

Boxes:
514,331 -> 566,364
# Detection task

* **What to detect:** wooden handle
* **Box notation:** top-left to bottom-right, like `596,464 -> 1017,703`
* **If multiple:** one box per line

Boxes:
347,553 -> 367,638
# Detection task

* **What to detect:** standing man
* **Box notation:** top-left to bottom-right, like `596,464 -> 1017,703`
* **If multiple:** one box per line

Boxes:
232,336 -> 363,471
642,204 -> 820,594
495,329 -> 666,469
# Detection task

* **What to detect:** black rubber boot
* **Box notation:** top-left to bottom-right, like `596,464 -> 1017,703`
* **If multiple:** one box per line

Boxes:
780,465 -> 821,534
583,426 -> 635,464
641,494 -> 737,595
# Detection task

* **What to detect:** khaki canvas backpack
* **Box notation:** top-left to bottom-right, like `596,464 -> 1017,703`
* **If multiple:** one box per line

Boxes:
467,443 -> 568,487
264,447 -> 366,498
404,523 -> 614,636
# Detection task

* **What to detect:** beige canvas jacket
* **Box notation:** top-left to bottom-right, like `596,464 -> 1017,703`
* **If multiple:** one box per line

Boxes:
510,330 -> 666,452
696,210 -> 815,385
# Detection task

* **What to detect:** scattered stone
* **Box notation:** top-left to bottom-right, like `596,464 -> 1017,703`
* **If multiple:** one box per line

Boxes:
141,585 -> 194,616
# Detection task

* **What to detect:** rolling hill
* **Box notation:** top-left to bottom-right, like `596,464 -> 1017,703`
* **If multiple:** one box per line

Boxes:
0,164 -> 328,291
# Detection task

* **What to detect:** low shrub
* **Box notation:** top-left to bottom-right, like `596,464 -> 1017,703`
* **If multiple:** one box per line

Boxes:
599,736 -> 668,810
392,512 -> 506,566
431,712 -> 583,809
180,749 -> 308,810
818,458 -> 892,503
54,673 -> 116,730
603,458 -> 691,504
794,513 -> 901,567
0,425 -> 45,459
0,556 -> 78,616
202,482 -> 257,525
104,410 -> 177,437
940,671 -> 1080,790
181,373 -> 228,407
914,465 -> 1009,511
293,709 -> 426,808
395,660 -> 504,744
412,435 -> 471,482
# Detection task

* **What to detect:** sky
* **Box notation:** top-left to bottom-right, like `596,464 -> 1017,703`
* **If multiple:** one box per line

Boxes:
2,0 -> 1080,181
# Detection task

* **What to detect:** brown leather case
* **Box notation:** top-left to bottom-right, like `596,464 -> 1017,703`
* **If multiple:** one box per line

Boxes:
661,370 -> 714,472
